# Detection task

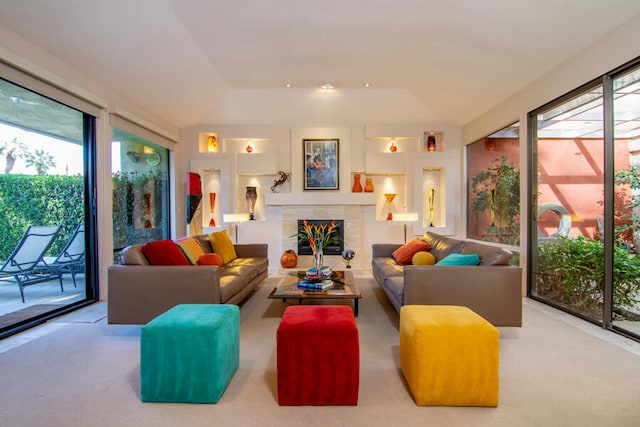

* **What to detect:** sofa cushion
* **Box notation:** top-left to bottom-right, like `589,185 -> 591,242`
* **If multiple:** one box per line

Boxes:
436,253 -> 481,266
412,251 -> 436,265
198,253 -> 223,266
194,234 -> 214,253
122,245 -> 150,265
209,230 -> 238,264
421,232 -> 465,262
461,242 -> 513,266
141,240 -> 190,265
392,238 -> 431,265
176,237 -> 206,264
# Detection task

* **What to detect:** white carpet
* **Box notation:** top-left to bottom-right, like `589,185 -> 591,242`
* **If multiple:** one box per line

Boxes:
1,276 -> 640,427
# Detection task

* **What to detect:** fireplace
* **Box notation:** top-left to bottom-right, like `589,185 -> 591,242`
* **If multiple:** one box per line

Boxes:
297,219 -> 345,256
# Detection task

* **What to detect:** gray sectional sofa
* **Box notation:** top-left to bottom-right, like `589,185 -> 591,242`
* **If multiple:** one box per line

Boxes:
372,231 -> 522,326
107,235 -> 268,324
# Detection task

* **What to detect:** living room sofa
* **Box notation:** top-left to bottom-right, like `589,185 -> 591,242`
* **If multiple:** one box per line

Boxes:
107,233 -> 268,324
372,231 -> 522,327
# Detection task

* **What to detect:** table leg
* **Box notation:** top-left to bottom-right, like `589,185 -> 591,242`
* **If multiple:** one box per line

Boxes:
354,299 -> 359,317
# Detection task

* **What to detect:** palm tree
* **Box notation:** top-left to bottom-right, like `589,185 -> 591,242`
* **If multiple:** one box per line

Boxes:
24,149 -> 56,175
0,137 -> 27,174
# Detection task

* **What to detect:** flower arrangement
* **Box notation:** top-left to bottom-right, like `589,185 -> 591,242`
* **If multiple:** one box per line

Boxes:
293,220 -> 341,253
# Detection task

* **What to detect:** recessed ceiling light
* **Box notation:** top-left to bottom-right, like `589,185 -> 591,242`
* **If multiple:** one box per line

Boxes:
364,83 -> 371,88
285,83 -> 291,88
320,82 -> 334,90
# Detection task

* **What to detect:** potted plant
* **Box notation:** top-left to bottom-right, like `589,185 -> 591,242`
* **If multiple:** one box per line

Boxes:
470,155 -> 520,246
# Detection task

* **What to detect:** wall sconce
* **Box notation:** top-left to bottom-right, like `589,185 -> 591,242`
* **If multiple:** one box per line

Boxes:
394,212 -> 419,243
223,213 -> 251,243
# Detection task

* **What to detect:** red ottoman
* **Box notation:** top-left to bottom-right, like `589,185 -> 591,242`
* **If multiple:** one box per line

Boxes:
277,305 -> 359,405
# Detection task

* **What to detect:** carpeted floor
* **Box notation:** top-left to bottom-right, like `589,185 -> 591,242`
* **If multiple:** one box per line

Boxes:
1,276 -> 640,427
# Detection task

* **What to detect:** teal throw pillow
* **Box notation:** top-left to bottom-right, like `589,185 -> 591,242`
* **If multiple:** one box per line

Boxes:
436,253 -> 481,266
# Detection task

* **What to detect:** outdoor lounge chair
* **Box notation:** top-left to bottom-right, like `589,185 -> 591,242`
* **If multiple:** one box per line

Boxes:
0,225 -> 61,303
37,224 -> 85,289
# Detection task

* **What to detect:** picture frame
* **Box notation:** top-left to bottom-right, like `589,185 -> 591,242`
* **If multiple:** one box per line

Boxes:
303,138 -> 339,190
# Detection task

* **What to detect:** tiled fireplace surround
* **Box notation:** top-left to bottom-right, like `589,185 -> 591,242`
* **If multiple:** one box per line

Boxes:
281,205 -> 362,272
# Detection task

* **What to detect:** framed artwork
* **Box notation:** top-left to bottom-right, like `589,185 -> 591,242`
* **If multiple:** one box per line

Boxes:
303,138 -> 339,190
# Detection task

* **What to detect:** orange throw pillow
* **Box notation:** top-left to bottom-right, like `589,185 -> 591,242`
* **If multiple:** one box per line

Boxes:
198,253 -> 224,266
392,238 -> 431,265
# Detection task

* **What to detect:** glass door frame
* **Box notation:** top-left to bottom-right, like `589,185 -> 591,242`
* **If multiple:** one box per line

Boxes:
527,56 -> 640,341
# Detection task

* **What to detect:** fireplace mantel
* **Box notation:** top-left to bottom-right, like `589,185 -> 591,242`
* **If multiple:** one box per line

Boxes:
265,192 -> 376,206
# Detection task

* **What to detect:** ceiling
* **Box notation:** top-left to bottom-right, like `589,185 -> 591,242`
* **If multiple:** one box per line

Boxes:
1,0 -> 640,129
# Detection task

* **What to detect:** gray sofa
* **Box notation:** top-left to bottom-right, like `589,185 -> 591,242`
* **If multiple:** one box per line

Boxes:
107,235 -> 268,324
372,231 -> 522,326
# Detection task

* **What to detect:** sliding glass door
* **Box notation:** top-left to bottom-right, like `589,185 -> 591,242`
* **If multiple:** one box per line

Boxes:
529,60 -> 640,339
0,76 -> 97,338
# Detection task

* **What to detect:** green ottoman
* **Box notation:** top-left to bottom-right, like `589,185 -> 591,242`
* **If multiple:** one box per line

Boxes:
140,304 -> 239,403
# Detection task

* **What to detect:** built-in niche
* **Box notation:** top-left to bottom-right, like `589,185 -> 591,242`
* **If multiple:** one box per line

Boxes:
422,168 -> 445,228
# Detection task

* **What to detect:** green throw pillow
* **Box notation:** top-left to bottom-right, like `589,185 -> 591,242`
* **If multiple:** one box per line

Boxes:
435,253 -> 481,266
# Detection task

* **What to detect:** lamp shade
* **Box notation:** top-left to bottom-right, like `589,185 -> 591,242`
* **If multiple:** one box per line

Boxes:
223,213 -> 251,223
393,212 -> 419,222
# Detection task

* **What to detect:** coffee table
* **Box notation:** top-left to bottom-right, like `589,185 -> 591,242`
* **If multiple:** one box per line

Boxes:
268,270 -> 362,316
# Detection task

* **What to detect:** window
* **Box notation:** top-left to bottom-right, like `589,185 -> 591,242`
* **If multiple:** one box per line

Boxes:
111,126 -> 170,261
0,73 -> 98,337
466,122 -> 520,247
529,58 -> 640,340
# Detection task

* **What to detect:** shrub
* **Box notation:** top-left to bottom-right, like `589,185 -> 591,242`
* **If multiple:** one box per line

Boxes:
535,236 -> 640,318
0,174 -> 84,259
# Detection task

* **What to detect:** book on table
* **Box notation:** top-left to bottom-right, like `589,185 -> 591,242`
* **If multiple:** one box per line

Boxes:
297,279 -> 334,290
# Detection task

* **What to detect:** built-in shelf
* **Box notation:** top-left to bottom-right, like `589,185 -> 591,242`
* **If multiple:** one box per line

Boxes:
265,192 -> 377,206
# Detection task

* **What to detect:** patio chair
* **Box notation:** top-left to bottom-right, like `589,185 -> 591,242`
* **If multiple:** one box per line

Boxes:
37,224 -> 85,289
0,225 -> 61,303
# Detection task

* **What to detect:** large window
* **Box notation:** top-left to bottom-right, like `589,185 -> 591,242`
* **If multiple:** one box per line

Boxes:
0,74 -> 98,338
467,122 -> 520,248
529,59 -> 640,340
111,126 -> 170,261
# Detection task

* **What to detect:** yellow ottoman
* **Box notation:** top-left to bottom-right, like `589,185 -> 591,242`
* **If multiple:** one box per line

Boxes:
400,305 -> 499,407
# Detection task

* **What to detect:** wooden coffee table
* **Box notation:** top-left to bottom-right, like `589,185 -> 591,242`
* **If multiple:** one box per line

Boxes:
268,270 -> 362,316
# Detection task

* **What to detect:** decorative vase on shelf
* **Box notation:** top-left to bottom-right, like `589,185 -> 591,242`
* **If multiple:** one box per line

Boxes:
207,134 -> 218,153
427,135 -> 436,152
246,186 -> 257,220
209,192 -> 216,227
428,188 -> 435,227
384,193 -> 397,220
389,142 -> 397,152
364,178 -> 375,192
352,173 -> 363,192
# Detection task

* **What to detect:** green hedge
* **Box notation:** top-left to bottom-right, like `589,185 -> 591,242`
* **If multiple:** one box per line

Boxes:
0,174 -> 84,260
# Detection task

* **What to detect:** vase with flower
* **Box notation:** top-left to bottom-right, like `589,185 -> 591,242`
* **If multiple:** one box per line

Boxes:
291,219 -> 342,275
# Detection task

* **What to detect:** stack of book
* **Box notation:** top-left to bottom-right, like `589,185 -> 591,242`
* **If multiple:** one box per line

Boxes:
297,279 -> 334,290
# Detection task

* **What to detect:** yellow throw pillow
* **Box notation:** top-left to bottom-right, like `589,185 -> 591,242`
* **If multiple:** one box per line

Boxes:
209,230 -> 237,264
412,251 -> 436,265
176,237 -> 206,264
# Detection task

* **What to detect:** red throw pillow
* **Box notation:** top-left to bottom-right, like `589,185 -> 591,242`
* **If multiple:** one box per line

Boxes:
392,238 -> 431,265
141,240 -> 190,265
198,253 -> 224,266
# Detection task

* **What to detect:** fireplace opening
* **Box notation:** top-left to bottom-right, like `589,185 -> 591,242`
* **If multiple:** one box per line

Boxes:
297,219 -> 345,256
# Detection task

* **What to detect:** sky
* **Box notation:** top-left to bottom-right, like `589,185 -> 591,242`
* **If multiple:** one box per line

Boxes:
0,122 -> 84,175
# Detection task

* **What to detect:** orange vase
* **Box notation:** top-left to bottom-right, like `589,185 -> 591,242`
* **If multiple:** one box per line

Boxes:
352,174 -> 363,192
364,178 -> 374,192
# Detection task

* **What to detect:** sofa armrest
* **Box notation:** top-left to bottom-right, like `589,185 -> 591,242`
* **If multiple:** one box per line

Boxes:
234,243 -> 268,258
372,244 -> 401,258
403,265 -> 523,327
107,265 -> 222,324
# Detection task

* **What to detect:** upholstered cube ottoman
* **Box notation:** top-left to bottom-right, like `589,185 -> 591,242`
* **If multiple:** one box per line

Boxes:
140,304 -> 239,403
400,305 -> 499,407
277,305 -> 359,405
